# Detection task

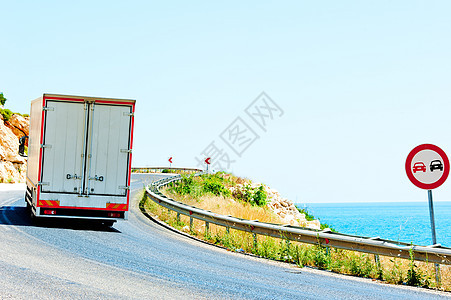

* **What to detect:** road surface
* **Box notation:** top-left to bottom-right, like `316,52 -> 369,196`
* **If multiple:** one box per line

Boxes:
0,174 -> 449,299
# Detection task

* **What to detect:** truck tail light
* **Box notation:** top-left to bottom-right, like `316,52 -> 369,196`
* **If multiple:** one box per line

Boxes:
108,212 -> 121,218
43,209 -> 56,215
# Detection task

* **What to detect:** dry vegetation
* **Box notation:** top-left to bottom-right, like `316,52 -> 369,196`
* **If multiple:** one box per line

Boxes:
163,191 -> 282,224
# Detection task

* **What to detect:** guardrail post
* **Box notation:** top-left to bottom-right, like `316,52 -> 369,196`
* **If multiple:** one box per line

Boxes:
226,227 -> 230,234
205,222 -> 210,237
177,212 -> 180,223
435,265 -> 442,288
374,254 -> 382,279
190,217 -> 194,233
253,233 -> 258,249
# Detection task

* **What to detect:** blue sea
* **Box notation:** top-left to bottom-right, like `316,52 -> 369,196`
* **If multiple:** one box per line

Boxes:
297,202 -> 451,247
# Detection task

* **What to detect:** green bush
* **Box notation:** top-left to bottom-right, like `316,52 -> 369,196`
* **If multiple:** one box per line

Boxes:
406,247 -> 429,287
231,184 -> 267,207
297,207 -> 315,221
252,185 -> 267,206
0,92 -> 6,106
313,245 -> 329,269
172,175 -> 197,195
203,177 -> 230,197
168,173 -> 231,198
232,184 -> 252,202
0,108 -> 13,122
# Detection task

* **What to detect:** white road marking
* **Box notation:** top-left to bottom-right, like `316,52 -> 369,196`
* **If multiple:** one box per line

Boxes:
0,183 -> 26,191
0,197 -> 22,207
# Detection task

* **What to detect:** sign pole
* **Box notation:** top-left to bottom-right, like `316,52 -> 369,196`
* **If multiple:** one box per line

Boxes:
428,190 -> 441,286
427,190 -> 437,245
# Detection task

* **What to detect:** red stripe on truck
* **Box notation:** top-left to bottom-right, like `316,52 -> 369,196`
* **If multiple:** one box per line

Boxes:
106,203 -> 128,210
38,200 -> 60,207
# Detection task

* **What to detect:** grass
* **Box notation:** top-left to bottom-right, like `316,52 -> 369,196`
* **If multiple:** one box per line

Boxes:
140,174 -> 451,292
166,173 -> 269,208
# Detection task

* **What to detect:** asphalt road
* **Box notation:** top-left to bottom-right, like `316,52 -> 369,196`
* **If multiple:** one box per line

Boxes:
0,173 -> 449,299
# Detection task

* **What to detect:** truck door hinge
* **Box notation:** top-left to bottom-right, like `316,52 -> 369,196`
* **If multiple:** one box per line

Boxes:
43,107 -> 54,111
119,186 -> 130,190
120,149 -> 132,153
123,112 -> 134,117
38,182 -> 50,186
41,144 -> 52,149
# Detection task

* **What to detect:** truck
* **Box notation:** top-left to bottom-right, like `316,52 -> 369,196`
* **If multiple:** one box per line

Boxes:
23,94 -> 135,226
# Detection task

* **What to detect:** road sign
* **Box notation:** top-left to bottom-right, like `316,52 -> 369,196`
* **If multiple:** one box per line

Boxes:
205,157 -> 211,165
405,144 -> 449,190
168,157 -> 173,164
405,144 -> 448,285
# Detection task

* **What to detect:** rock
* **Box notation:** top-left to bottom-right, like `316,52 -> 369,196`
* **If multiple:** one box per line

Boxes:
6,114 -> 29,140
263,185 -> 320,230
227,178 -> 321,230
0,161 -> 26,183
305,220 -> 321,229
0,113 -> 28,183
0,118 -> 25,163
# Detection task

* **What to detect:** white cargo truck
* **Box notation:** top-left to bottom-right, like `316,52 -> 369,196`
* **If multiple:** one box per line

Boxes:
24,94 -> 135,225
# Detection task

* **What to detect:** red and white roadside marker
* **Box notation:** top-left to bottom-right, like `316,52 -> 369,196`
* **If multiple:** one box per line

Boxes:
205,157 -> 211,172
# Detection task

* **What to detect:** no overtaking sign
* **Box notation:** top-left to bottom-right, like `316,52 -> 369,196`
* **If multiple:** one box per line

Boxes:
405,144 -> 450,190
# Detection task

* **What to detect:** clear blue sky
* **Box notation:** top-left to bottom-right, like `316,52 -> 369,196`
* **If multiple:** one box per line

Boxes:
2,1 -> 451,203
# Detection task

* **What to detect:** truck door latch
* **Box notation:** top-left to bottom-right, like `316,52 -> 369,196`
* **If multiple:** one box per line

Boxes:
89,175 -> 104,182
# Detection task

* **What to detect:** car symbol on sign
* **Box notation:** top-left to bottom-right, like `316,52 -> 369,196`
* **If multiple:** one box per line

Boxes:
412,162 -> 427,173
430,160 -> 443,172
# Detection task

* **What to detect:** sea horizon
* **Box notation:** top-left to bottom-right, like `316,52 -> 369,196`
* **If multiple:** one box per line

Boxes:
296,201 -> 450,247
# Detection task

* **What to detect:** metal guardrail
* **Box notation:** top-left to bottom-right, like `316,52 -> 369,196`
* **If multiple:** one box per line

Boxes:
145,174 -> 451,265
133,167 -> 203,173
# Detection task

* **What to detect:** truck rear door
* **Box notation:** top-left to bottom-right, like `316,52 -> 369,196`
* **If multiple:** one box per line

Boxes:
40,101 -> 86,194
85,104 -> 133,196
40,101 -> 133,197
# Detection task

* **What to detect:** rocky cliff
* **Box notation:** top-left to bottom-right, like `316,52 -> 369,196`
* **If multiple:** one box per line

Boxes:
229,182 -> 320,229
0,114 -> 29,183
265,186 -> 321,229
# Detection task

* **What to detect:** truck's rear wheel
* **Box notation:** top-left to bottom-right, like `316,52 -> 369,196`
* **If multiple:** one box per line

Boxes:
25,200 -> 31,213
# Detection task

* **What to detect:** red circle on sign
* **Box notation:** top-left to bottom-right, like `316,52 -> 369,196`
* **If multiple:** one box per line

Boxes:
405,144 -> 450,190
